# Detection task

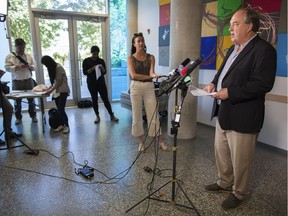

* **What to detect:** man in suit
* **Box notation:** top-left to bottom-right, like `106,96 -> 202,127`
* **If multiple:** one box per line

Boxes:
203,8 -> 276,209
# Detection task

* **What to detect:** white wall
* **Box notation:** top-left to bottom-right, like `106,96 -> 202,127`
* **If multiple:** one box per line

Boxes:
138,0 -> 288,151
138,0 -> 169,75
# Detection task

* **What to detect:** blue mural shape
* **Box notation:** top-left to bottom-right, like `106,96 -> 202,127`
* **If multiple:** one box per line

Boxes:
276,33 -> 288,77
159,25 -> 170,47
200,36 -> 217,69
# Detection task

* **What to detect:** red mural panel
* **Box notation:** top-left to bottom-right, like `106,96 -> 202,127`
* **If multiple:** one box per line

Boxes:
244,0 -> 282,13
160,3 -> 170,26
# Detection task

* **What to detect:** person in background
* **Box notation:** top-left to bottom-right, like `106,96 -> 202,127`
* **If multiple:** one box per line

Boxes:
41,55 -> 70,134
4,38 -> 38,125
127,32 -> 168,152
203,8 -> 276,209
0,69 -> 22,145
82,45 -> 119,124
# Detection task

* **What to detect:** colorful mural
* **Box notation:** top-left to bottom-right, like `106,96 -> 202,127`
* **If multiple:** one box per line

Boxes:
200,0 -> 287,77
159,1 -> 170,66
158,0 -> 287,77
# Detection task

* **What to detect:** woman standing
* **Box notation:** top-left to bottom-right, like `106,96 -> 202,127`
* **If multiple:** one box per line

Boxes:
82,46 -> 119,124
127,32 -> 168,152
41,55 -> 70,134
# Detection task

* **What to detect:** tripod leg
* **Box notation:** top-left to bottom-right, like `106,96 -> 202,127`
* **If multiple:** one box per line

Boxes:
126,180 -> 171,213
176,181 -> 201,215
7,129 -> 39,155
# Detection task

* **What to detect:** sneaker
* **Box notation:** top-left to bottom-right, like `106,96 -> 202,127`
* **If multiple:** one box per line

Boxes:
205,183 -> 232,193
110,115 -> 119,122
94,115 -> 100,124
62,126 -> 70,134
15,119 -> 22,125
32,117 -> 38,123
54,125 -> 64,132
221,193 -> 243,209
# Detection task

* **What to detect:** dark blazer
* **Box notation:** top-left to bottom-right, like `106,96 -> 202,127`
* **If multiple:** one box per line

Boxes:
211,35 -> 277,133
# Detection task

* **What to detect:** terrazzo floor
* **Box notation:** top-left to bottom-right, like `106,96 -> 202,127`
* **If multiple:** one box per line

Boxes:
0,102 -> 287,216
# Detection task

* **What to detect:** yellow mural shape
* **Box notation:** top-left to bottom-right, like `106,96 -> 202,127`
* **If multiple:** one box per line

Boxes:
216,35 -> 234,70
159,0 -> 170,6
202,1 -> 218,37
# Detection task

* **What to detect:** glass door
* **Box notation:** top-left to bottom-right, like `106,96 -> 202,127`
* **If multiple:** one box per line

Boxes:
38,18 -> 75,106
75,20 -> 103,99
30,11 -> 107,107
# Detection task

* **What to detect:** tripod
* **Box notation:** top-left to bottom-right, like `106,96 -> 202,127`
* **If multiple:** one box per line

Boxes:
126,86 -> 200,215
0,76 -> 39,155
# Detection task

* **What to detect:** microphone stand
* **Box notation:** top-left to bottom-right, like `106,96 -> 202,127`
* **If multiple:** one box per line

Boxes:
0,77 -> 39,155
126,80 -> 200,215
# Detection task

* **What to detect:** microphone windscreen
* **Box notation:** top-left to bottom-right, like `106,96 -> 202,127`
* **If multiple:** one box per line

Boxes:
179,66 -> 189,76
181,58 -> 190,67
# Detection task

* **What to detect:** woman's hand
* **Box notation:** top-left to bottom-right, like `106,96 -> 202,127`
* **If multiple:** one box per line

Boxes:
43,89 -> 51,95
88,66 -> 96,74
43,87 -> 53,95
99,65 -> 106,75
152,73 -> 160,79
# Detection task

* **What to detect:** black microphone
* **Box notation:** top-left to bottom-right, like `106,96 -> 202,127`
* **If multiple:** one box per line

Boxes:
157,58 -> 190,97
157,58 -> 202,96
174,57 -> 202,90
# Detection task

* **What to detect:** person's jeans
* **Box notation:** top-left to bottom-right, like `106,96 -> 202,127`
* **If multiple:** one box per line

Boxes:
54,93 -> 69,127
12,78 -> 36,119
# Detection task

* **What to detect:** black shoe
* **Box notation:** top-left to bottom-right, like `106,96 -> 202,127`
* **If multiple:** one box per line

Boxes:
94,115 -> 100,124
9,131 -> 22,138
110,115 -> 119,122
0,139 -> 5,146
205,183 -> 232,193
221,193 -> 243,209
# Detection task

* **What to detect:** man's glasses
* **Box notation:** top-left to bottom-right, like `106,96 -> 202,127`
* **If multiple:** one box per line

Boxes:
133,32 -> 143,37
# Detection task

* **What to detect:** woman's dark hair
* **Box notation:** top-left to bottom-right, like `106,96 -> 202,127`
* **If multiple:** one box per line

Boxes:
41,55 -> 57,85
130,32 -> 146,55
90,46 -> 100,53
241,8 -> 260,33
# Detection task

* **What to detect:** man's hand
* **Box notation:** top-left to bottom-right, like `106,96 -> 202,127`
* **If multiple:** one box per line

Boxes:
212,88 -> 229,100
203,83 -> 215,93
21,64 -> 30,69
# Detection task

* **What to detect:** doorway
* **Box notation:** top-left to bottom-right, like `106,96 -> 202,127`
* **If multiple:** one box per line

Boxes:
30,10 -> 108,107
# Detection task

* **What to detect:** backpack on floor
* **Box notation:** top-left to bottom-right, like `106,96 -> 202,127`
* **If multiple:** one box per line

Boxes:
77,100 -> 93,108
48,108 -> 61,129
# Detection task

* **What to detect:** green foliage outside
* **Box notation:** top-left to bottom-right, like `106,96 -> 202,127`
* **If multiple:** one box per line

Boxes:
8,0 -> 127,68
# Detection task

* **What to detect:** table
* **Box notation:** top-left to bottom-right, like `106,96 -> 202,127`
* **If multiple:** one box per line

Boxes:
6,90 -> 48,133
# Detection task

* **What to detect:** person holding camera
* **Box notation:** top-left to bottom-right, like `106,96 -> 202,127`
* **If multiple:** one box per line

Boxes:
4,38 -> 38,125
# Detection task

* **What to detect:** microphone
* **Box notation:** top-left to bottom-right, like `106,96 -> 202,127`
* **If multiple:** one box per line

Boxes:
176,58 -> 191,73
174,57 -> 202,89
157,58 -> 202,96
157,58 -> 190,97
167,58 -> 190,77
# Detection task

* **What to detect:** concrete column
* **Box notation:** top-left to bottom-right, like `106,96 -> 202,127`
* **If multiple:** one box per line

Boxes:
126,0 -> 138,57
168,0 -> 203,139
126,0 -> 138,87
